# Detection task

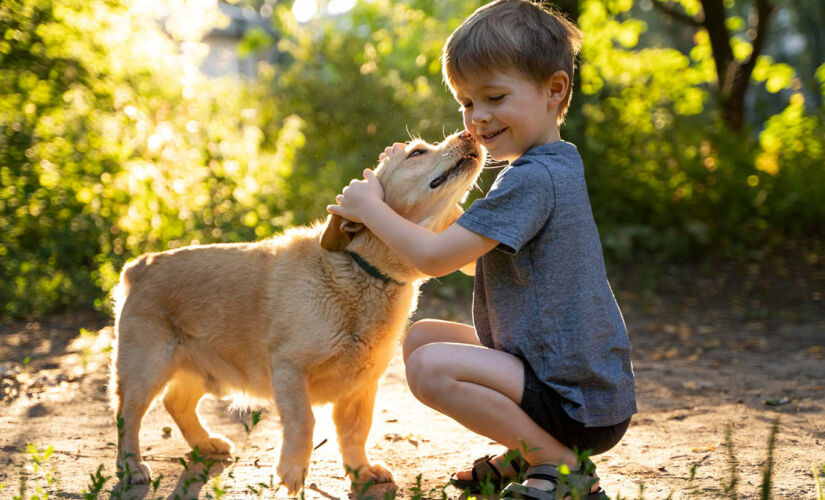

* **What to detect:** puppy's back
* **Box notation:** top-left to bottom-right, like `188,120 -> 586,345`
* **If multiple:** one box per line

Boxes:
115,243 -> 275,338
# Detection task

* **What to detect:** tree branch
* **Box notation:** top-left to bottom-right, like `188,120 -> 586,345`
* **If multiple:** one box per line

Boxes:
651,0 -> 703,27
699,0 -> 735,91
721,0 -> 776,130
742,0 -> 775,71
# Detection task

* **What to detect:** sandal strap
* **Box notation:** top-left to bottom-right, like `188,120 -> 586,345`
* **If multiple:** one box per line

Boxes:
525,464 -> 565,481
504,449 -> 529,475
471,454 -> 501,482
501,481 -> 555,500
523,463 -> 599,497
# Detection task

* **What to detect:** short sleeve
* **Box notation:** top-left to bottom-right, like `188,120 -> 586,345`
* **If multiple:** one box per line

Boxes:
457,161 -> 555,254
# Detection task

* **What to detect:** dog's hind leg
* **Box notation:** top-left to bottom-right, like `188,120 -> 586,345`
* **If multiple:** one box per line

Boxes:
163,371 -> 233,456
112,317 -> 176,484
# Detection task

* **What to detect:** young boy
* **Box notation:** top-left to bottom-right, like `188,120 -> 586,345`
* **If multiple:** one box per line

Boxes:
327,1 -> 636,498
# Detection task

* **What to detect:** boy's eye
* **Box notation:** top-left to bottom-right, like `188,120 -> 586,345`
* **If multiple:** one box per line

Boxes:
490,95 -> 504,102
407,148 -> 427,158
459,102 -> 473,111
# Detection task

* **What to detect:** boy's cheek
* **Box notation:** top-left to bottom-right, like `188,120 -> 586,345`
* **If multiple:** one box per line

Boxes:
461,113 -> 473,133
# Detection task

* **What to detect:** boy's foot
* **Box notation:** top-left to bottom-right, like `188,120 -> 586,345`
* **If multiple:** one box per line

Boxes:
449,450 -> 528,493
500,462 -> 606,499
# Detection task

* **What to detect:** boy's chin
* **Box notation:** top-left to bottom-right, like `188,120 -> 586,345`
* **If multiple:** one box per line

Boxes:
486,150 -> 517,163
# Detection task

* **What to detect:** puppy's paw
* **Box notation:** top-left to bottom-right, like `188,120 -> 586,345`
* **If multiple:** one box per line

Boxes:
194,435 -> 234,456
120,459 -> 152,484
350,463 -> 394,485
277,461 -> 307,495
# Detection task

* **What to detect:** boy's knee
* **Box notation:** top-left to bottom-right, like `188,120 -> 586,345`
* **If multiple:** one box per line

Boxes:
402,320 -> 435,363
404,345 -> 450,405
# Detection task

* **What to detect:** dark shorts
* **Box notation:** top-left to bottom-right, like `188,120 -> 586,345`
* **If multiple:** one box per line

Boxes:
519,360 -> 630,455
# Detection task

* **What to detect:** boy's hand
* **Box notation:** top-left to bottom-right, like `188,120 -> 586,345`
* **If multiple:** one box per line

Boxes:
327,169 -> 384,224
378,142 -> 407,161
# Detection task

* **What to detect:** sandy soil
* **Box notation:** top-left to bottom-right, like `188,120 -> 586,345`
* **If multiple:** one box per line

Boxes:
1,279 -> 824,499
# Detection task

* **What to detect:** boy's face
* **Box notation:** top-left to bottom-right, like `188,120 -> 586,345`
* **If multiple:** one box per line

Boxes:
453,69 -> 559,163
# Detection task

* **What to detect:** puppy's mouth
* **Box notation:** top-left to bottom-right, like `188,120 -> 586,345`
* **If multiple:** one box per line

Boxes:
429,151 -> 479,189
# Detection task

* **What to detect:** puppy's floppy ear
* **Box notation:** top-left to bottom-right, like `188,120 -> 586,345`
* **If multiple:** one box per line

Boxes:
320,214 -> 364,251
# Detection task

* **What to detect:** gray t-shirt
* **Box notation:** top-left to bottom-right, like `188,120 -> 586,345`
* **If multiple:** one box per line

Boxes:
456,141 -> 636,427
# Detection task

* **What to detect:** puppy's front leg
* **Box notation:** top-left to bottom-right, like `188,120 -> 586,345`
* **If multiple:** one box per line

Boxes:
332,382 -> 393,485
271,365 -> 314,495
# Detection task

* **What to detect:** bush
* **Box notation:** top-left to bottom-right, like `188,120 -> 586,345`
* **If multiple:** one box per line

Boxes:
0,0 -> 302,317
576,1 -> 825,262
1,0 -> 823,319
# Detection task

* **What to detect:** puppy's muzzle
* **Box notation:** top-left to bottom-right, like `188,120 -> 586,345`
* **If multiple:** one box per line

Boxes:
429,133 -> 481,189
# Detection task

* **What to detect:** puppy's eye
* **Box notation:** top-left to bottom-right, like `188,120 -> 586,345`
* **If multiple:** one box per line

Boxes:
407,149 -> 427,158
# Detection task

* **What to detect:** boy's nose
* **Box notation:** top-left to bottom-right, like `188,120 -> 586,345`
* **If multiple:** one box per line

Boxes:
471,111 -> 490,125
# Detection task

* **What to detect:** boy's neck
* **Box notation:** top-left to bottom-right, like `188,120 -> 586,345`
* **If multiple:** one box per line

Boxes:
509,131 -> 564,164
546,130 -> 561,145
545,123 -> 562,144
530,127 -> 562,151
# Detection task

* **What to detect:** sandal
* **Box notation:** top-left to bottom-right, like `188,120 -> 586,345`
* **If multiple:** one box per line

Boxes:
449,450 -> 529,493
500,460 -> 608,500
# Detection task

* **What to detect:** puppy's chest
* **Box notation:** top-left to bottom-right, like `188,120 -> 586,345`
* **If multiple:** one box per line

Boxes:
308,292 -> 412,399
321,311 -> 400,370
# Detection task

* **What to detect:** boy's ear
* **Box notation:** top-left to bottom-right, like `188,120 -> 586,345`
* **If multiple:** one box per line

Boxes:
546,70 -> 570,106
320,214 -> 364,251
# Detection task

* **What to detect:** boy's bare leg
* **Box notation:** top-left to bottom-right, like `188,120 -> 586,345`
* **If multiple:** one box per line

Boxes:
405,321 -> 520,479
403,319 -> 482,363
404,334 -> 598,493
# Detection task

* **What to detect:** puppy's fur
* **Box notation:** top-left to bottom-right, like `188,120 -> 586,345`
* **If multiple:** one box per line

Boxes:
110,131 -> 483,493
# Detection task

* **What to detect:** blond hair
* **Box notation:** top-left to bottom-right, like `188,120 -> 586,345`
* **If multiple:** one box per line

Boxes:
442,0 -> 583,124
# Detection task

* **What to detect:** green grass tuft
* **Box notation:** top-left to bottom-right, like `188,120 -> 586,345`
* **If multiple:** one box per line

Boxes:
760,419 -> 779,500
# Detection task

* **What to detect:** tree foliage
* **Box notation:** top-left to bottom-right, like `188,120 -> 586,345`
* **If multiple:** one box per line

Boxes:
650,0 -> 777,133
574,0 -> 824,260
1,0 -> 823,318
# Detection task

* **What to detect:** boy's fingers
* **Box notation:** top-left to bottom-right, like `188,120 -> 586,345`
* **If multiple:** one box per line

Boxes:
379,145 -> 394,160
364,169 -> 378,182
378,143 -> 407,160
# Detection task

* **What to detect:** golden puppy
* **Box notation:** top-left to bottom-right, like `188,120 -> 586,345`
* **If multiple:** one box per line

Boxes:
110,131 -> 483,494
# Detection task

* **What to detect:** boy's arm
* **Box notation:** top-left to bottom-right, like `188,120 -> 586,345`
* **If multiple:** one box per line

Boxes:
459,260 -> 476,276
327,169 -> 497,277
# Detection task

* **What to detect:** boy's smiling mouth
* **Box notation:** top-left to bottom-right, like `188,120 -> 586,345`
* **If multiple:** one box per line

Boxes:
481,128 -> 507,142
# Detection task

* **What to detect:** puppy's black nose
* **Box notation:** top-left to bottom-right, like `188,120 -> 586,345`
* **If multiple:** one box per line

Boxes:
459,130 -> 475,142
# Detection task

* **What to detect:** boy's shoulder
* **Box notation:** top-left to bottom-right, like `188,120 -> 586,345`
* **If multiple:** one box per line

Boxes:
512,140 -> 582,173
517,140 -> 579,162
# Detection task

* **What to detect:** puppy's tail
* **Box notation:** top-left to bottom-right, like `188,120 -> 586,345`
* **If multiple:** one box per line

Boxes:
109,254 -> 152,413
112,255 -> 150,319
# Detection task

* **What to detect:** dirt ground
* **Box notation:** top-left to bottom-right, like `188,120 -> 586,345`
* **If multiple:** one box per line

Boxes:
1,266 -> 824,499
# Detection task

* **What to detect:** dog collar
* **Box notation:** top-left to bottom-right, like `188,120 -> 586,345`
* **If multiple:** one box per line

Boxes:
347,252 -> 405,287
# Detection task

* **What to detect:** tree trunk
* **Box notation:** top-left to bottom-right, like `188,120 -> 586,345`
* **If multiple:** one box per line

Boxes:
550,0 -> 584,141
654,0 -> 776,133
